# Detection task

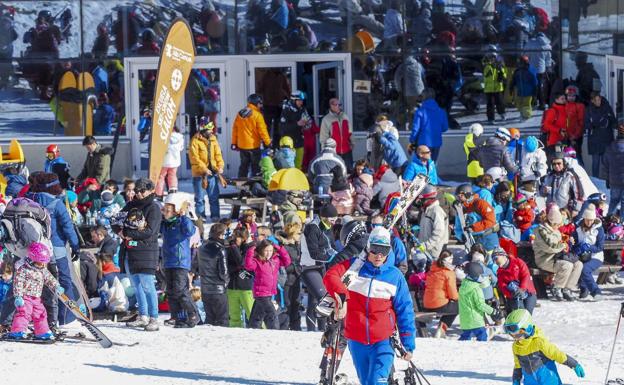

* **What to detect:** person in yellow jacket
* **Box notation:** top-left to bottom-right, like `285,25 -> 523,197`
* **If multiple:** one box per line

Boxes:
231,94 -> 271,177
503,309 -> 586,385
483,53 -> 507,125
464,123 -> 486,179
189,121 -> 224,221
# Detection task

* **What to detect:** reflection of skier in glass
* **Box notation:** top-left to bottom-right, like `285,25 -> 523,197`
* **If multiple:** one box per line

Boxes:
323,226 -> 416,385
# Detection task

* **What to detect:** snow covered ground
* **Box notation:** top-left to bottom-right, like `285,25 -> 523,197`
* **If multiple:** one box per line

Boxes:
1,283 -> 623,385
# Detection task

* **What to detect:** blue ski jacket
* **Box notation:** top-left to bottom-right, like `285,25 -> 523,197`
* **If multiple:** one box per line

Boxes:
160,215 -> 196,270
27,192 -> 79,252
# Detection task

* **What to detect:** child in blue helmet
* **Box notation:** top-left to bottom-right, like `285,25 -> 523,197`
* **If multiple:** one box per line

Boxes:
504,309 -> 585,385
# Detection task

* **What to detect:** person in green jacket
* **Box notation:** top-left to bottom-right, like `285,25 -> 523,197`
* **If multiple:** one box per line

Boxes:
260,150 -> 277,188
458,262 -> 502,341
483,53 -> 507,125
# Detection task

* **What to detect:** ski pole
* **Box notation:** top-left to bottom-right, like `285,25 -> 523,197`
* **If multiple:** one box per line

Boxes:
605,302 -> 624,385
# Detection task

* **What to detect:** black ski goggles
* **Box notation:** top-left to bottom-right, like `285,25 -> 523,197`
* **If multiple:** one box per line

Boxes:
369,244 -> 391,257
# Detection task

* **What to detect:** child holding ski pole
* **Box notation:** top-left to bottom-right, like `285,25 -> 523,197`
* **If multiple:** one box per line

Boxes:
504,309 -> 586,385
6,242 -> 64,340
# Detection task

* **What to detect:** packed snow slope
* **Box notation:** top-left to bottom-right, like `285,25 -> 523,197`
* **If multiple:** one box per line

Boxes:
1,284 -> 623,385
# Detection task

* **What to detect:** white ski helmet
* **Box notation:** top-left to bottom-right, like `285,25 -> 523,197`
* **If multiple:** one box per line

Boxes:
469,123 -> 484,137
495,127 -> 512,142
367,226 -> 391,250
164,192 -> 190,213
486,166 -> 507,182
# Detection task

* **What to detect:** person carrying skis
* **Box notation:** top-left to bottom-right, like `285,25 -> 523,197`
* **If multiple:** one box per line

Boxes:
323,226 -> 416,385
6,242 -> 64,340
504,309 -> 585,385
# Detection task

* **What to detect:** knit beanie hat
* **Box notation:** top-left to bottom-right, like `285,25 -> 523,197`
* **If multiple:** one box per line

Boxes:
101,190 -> 114,205
66,190 -> 78,204
547,204 -> 563,224
583,204 -> 597,221
359,173 -> 373,187
324,138 -> 337,149
514,193 -> 527,206
283,210 -> 302,227
465,262 -> 484,281
320,204 -> 338,218
471,252 -> 485,264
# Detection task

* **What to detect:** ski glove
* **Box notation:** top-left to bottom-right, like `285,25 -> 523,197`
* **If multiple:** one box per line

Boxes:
333,294 -> 347,321
14,296 -> 24,308
56,286 -> 65,296
490,308 -> 504,322
574,364 -> 585,378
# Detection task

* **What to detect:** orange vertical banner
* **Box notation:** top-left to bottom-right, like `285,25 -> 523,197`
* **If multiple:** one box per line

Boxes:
148,18 -> 196,183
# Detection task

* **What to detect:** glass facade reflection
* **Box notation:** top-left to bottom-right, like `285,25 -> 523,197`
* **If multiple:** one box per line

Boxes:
0,0 -> 569,138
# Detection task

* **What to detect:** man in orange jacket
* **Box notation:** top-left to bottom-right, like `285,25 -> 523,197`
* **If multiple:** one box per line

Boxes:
231,94 -> 271,177
455,184 -> 499,251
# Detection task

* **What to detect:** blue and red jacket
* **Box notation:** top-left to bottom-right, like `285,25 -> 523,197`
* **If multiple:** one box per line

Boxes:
323,256 -> 416,352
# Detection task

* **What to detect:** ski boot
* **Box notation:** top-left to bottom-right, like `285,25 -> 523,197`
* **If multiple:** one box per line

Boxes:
562,289 -> 575,301
433,322 -> 447,338
551,288 -> 564,301
126,315 -> 149,328
144,318 -> 159,332
164,318 -> 177,326
34,331 -> 55,340
5,331 -> 26,340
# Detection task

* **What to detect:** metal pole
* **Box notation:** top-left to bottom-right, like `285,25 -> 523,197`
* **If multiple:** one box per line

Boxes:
604,302 -> 624,385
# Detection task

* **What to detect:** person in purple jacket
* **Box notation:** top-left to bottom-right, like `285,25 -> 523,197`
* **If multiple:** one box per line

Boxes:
244,239 -> 291,329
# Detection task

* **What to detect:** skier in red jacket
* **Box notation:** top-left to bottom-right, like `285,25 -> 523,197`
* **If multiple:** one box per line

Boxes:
492,247 -> 537,314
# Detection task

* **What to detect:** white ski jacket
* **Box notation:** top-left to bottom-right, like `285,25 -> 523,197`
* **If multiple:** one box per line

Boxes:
520,148 -> 547,182
163,132 -> 185,168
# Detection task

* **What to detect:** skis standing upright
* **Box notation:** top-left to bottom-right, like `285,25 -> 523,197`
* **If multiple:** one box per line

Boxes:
390,330 -> 431,385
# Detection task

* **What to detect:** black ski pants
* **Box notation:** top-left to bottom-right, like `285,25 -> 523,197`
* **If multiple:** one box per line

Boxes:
485,92 -> 505,121
249,296 -> 278,329
238,148 -> 261,178
164,268 -> 197,321
301,267 -> 327,332
202,292 -> 229,326
283,276 -> 302,331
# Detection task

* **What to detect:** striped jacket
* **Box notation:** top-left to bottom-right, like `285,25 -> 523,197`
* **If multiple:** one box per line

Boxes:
323,255 -> 416,351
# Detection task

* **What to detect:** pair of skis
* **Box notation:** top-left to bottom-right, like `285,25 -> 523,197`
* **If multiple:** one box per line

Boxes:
57,293 -> 113,348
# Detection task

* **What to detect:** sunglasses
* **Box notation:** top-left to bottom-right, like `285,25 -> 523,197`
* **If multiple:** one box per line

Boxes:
419,151 -> 431,155
136,188 -> 148,194
369,244 -> 391,257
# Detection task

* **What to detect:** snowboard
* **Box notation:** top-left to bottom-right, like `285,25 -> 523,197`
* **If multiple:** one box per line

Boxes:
58,71 -> 95,136
58,71 -> 79,135
57,293 -> 113,348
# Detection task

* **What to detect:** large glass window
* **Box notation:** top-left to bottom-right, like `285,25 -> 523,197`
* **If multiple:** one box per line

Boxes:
0,0 -> 563,138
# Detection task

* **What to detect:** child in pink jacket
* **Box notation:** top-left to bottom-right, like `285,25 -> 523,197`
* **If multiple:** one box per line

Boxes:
8,242 -> 64,340
244,239 -> 291,329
